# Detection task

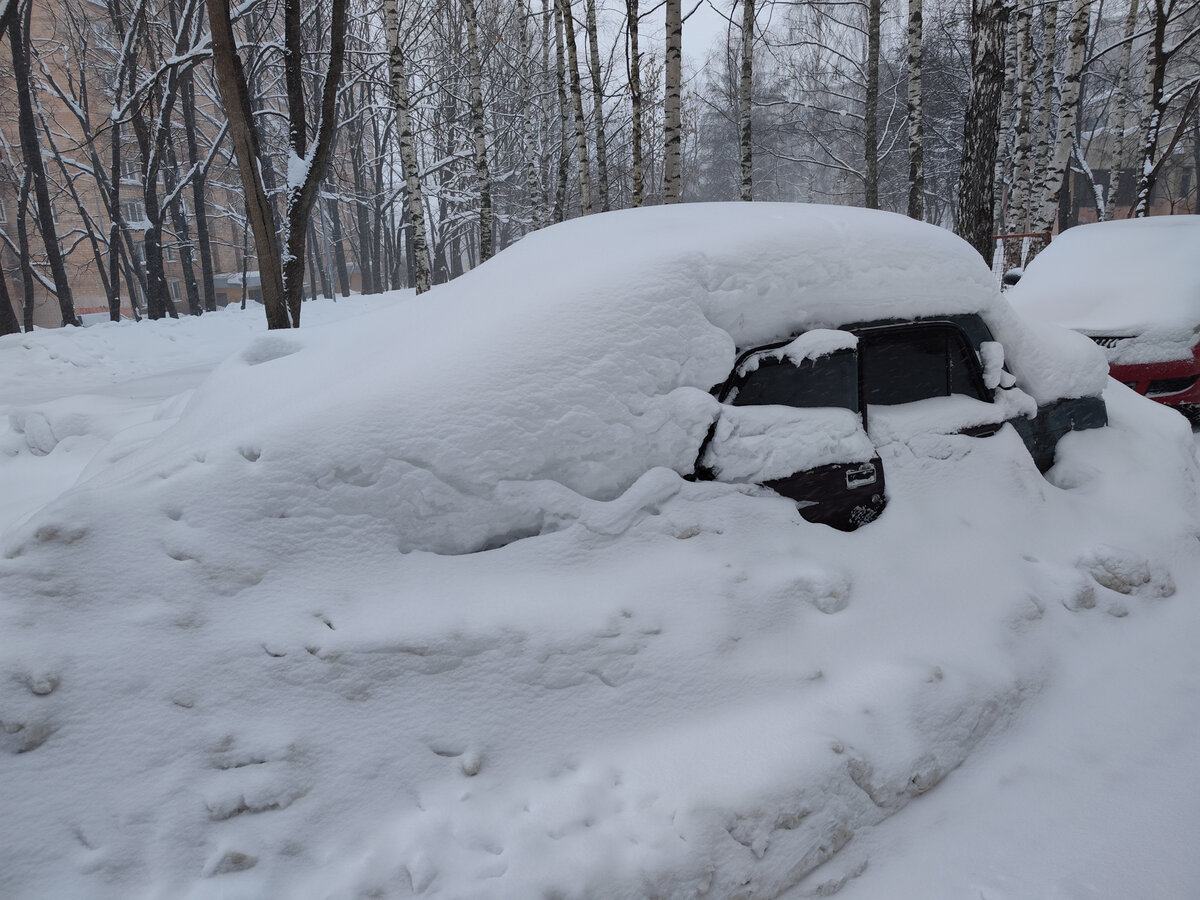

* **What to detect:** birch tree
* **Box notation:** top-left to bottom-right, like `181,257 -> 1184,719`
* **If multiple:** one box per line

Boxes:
584,0 -> 611,210
864,0 -> 882,208
383,0 -> 433,292
1028,0 -> 1090,251
463,0 -> 495,259
906,0 -> 924,219
739,0 -> 754,200
558,0 -> 593,214
626,0 -> 645,206
1003,0 -> 1034,267
663,0 -> 682,202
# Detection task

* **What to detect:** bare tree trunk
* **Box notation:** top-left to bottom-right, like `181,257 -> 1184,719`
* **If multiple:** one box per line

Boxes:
326,189 -> 351,296
584,0 -> 610,210
463,0 -> 495,259
163,132 -> 203,316
558,0 -> 593,214
0,264 -> 18,337
208,0 -> 287,327
1131,0 -> 1168,216
1031,0 -> 1059,223
955,0 -> 1009,261
553,0 -> 570,221
906,0 -> 924,219
17,171 -> 35,332
109,123 -> 124,320
864,0 -> 881,208
1004,0 -> 1034,269
8,1 -> 79,326
739,0 -> 754,200
520,0 -> 546,228
1029,0 -> 1089,244
308,220 -> 330,299
626,0 -> 644,206
182,69 -> 217,310
382,0 -> 432,288
663,0 -> 682,202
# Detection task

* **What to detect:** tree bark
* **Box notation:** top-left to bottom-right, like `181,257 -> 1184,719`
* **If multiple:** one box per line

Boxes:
207,0 -> 287,327
520,0 -> 546,228
0,264 -> 18,337
1131,0 -> 1168,216
663,0 -> 683,202
739,0 -> 754,201
585,0 -> 610,210
463,0 -> 495,259
955,0 -> 1010,261
182,68 -> 217,310
325,189 -> 351,296
208,0 -> 346,327
864,0 -> 881,208
553,0 -> 570,221
383,0 -> 433,290
558,0 -> 593,214
8,2 -> 79,326
1031,0 -> 1059,225
1029,0 -> 1090,245
1004,0 -> 1034,268
906,0 -> 925,219
626,0 -> 645,206
17,171 -> 35,332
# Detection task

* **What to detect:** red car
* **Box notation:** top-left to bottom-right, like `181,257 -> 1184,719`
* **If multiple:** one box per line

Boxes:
1008,216 -> 1200,420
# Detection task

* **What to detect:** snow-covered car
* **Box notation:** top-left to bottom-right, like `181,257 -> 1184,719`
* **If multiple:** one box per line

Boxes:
1007,216 -> 1200,420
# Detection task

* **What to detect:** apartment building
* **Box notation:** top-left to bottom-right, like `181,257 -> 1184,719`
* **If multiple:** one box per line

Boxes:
1,0 -> 360,329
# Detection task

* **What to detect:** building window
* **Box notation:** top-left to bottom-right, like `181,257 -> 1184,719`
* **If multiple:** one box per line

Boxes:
168,280 -> 182,304
164,242 -> 177,262
122,198 -> 146,225
120,156 -> 140,183
0,196 -> 7,225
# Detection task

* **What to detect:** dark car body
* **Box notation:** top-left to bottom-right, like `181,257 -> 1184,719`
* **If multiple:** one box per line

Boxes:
697,313 -> 1108,531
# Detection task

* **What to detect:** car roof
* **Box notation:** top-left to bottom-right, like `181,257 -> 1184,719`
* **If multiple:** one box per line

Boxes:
469,202 -> 1003,350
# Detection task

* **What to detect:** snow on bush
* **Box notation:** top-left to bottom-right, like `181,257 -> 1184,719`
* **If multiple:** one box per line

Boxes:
0,204 -> 1195,900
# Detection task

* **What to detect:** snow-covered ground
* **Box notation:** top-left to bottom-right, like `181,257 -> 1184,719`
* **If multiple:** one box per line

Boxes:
2,206 -> 1199,899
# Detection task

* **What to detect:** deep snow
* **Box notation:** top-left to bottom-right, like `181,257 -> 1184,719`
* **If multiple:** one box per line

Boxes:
1008,215 -> 1200,365
1,205 -> 1199,899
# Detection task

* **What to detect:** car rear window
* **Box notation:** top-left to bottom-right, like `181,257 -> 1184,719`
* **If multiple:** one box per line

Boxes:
730,349 -> 859,411
858,324 -> 987,405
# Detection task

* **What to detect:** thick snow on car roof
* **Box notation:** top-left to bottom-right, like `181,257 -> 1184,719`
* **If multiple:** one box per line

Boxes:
1008,215 -> 1200,337
470,202 -> 1000,347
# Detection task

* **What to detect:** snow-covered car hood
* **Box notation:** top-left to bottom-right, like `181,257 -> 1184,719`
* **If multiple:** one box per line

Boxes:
1008,216 -> 1200,364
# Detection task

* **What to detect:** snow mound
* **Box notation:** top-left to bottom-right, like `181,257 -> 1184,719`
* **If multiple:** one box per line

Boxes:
1008,215 -> 1200,364
0,206 -> 1193,900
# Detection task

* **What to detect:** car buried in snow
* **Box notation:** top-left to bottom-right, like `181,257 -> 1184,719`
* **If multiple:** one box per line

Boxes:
430,202 -> 1114,539
691,309 -> 1108,532
1006,216 -> 1200,423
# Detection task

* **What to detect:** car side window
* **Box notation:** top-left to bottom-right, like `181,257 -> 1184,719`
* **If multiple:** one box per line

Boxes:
728,349 -> 859,411
857,325 -> 988,405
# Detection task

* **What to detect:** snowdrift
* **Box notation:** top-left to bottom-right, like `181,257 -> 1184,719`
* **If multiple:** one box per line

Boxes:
1009,215 -> 1200,364
1,204 -> 1197,899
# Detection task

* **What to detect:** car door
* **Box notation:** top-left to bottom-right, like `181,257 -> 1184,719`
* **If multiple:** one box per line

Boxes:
696,331 -> 887,531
